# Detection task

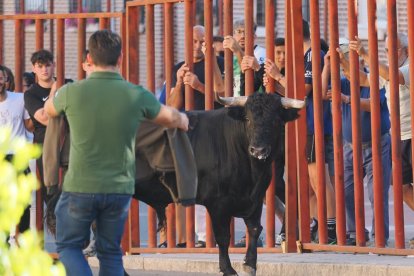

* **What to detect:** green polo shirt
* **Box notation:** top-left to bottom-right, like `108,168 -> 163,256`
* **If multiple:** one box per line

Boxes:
53,71 -> 161,194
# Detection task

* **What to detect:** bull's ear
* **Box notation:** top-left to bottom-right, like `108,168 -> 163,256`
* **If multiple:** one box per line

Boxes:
279,108 -> 300,123
227,106 -> 246,121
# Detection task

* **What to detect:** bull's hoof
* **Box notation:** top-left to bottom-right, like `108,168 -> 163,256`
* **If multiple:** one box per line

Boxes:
222,273 -> 238,276
221,268 -> 238,276
241,264 -> 256,276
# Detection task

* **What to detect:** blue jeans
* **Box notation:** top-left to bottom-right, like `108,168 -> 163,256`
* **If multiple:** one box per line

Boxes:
55,192 -> 131,276
343,133 -> 391,241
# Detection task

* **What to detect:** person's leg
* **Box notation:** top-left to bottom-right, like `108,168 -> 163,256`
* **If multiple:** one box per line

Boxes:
95,194 -> 131,276
55,192 -> 95,276
175,203 -> 187,245
401,139 -> 414,210
195,205 -> 206,246
343,143 -> 356,240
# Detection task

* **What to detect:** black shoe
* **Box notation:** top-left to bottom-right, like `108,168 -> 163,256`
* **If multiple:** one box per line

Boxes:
310,218 -> 318,242
176,242 -> 187,248
234,236 -> 263,247
157,241 -> 167,248
195,240 -> 206,248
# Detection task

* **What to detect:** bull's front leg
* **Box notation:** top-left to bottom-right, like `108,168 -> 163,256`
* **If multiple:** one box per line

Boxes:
208,207 -> 237,276
242,206 -> 264,276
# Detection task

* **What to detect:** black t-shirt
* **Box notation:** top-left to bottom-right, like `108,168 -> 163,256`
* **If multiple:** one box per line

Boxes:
24,83 -> 51,144
172,57 -> 225,110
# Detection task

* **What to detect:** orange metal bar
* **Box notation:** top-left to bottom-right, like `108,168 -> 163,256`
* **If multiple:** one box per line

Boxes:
77,16 -> 86,80
14,19 -> 23,93
56,18 -> 65,88
184,0 -> 195,249
121,13 -> 127,78
145,4 -> 157,249
164,2 -> 176,248
302,243 -> 414,255
327,0 -> 346,246
284,0 -> 298,253
366,0 -> 386,248
126,6 -> 139,84
131,199 -> 140,248
99,17 -> 110,30
164,2 -> 174,104
310,0 -> 327,245
35,19 -> 44,50
107,0 -> 111,12
129,247 -> 283,254
49,0 -> 54,56
290,0 -> 309,244
347,0 -> 365,247
204,0 -> 215,249
223,0 -> 233,97
244,0 -> 254,95
264,0 -> 275,93
127,0 -> 180,6
264,0 -> 276,248
0,13 -> 123,20
408,0 -> 414,204
0,20 -> 3,65
386,0 -> 405,249
218,0 -> 224,36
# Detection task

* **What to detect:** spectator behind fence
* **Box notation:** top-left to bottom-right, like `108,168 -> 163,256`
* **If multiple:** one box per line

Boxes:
4,66 -> 15,92
167,25 -> 225,248
223,18 -> 266,96
44,30 -> 188,276
322,42 -> 391,245
302,20 -> 336,244
349,33 -> 413,248
22,72 -> 35,93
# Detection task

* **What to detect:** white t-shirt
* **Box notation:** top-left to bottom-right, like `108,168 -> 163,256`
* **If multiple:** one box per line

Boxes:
0,91 -> 31,153
379,59 -> 411,140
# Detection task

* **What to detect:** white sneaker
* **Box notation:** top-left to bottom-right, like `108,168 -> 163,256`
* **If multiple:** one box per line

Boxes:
275,233 -> 286,245
83,240 -> 96,257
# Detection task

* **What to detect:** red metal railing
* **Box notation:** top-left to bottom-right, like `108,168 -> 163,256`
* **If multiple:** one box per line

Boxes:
1,0 -> 413,257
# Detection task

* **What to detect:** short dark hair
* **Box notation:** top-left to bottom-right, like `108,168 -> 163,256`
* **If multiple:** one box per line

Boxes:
31,49 -> 54,65
274,37 -> 285,47
213,36 -> 224,43
302,20 -> 310,41
23,72 -> 35,86
0,65 -> 7,79
88,30 -> 122,67
82,49 -> 89,63
320,38 -> 329,53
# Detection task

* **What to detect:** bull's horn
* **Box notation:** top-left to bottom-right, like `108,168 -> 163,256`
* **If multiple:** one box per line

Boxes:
216,94 -> 248,106
281,97 -> 306,109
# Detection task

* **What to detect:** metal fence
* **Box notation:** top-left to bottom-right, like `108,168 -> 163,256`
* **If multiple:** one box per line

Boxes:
0,0 -> 413,256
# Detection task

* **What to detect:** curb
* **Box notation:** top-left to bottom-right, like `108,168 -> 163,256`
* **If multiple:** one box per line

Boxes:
88,253 -> 414,276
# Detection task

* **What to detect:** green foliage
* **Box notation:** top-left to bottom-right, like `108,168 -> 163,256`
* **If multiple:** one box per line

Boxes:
0,127 -> 65,276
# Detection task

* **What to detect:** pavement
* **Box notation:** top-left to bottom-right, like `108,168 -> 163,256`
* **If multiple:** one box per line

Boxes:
88,251 -> 414,276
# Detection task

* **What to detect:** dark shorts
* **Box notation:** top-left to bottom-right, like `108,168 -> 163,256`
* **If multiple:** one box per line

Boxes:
306,134 -> 335,177
402,139 -> 413,185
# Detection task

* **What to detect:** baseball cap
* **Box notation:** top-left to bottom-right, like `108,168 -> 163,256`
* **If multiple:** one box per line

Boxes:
338,37 -> 350,54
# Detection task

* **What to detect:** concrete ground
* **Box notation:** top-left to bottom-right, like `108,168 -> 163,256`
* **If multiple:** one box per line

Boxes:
89,252 -> 414,276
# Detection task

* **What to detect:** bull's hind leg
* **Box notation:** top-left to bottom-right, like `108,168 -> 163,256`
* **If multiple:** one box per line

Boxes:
208,208 -> 237,276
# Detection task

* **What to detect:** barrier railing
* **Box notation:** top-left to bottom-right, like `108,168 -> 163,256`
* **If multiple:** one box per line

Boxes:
1,0 -> 413,257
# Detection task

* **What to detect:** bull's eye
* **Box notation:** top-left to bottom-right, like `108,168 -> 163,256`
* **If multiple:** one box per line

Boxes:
245,117 -> 250,123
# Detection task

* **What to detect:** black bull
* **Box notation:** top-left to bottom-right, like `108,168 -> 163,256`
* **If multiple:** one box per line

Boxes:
134,93 -> 303,276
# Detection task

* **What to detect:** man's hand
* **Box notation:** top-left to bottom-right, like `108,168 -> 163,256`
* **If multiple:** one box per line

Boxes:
264,59 -> 281,80
241,56 -> 260,72
176,63 -> 189,84
223,36 -> 242,53
349,36 -> 367,56
336,47 -> 346,62
183,72 -> 201,90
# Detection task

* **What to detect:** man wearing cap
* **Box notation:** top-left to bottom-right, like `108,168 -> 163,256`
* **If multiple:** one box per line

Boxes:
322,40 -> 391,245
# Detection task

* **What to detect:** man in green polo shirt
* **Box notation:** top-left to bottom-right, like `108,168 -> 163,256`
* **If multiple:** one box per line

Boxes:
45,30 -> 188,276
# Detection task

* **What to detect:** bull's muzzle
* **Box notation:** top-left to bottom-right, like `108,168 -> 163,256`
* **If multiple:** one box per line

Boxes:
248,145 -> 271,160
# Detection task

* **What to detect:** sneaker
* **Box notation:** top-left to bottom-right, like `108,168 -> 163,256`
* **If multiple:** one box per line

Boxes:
310,218 -> 318,242
234,236 -> 264,247
83,240 -> 96,257
176,242 -> 187,248
346,230 -> 370,246
275,233 -> 286,245
157,241 -> 167,248
195,240 -> 206,248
